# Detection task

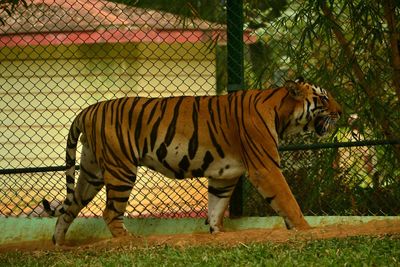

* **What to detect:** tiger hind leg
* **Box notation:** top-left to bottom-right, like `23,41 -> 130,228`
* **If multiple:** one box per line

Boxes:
207,177 -> 239,233
102,166 -> 136,238
53,145 -> 104,245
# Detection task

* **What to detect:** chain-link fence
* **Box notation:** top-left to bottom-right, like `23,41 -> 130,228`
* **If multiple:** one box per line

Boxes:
0,0 -> 228,218
1,0 -> 399,220
237,0 -> 400,217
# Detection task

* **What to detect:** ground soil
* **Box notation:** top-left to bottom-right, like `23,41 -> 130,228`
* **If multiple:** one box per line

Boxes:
1,220 -> 400,253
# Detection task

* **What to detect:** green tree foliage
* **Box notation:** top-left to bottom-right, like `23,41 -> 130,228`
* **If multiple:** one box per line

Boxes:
246,0 -> 400,148
242,0 -> 400,215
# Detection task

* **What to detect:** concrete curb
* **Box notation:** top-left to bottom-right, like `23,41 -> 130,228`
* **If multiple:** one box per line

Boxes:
1,216 -> 398,245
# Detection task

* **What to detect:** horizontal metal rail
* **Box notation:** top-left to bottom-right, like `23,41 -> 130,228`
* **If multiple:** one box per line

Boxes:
0,140 -> 399,175
279,139 -> 400,151
0,165 -> 80,175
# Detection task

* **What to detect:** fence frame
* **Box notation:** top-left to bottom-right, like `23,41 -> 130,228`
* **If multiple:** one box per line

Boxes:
0,0 -> 399,220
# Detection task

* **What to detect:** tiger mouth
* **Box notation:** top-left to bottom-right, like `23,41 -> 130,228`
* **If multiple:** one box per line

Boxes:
314,115 -> 338,136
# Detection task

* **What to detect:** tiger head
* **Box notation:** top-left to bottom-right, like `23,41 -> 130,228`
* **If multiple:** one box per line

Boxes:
281,78 -> 342,138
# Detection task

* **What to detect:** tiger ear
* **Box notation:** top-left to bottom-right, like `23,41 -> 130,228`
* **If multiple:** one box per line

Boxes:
285,80 -> 305,100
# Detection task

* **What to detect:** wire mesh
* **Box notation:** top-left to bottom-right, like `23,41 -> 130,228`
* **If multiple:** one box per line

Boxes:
0,0 -> 221,218
0,0 -> 399,219
239,0 -> 400,216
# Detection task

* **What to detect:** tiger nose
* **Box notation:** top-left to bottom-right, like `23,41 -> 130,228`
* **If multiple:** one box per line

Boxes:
334,105 -> 342,118
330,111 -> 341,120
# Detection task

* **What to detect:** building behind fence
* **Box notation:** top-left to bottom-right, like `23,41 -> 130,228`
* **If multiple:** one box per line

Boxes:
0,0 -> 399,219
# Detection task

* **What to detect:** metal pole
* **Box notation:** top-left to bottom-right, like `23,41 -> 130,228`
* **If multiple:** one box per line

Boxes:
227,0 -> 244,217
227,0 -> 244,92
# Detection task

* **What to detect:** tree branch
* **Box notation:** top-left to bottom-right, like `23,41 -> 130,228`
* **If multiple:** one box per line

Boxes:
319,1 -> 371,96
382,0 -> 400,103
320,0 -> 400,160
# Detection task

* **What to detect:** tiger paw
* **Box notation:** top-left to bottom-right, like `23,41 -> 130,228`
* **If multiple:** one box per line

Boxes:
209,225 -> 224,234
109,224 -> 130,238
52,234 -> 66,246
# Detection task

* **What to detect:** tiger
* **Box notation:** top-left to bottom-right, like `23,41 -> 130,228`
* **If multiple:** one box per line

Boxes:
42,77 -> 342,245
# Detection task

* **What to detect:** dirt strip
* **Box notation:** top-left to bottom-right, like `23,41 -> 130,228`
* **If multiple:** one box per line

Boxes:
1,219 -> 400,253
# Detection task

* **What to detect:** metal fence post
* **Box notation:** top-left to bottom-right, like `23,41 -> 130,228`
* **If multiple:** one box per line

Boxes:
227,0 -> 244,217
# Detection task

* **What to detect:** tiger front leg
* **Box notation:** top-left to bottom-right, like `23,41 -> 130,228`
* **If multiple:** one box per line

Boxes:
207,177 -> 239,233
102,167 -> 136,238
247,168 -> 310,230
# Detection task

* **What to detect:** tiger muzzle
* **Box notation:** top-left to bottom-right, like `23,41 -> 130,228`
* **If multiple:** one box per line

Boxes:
314,112 -> 340,136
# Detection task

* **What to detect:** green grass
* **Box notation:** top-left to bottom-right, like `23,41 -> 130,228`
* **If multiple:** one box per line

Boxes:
1,235 -> 400,267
